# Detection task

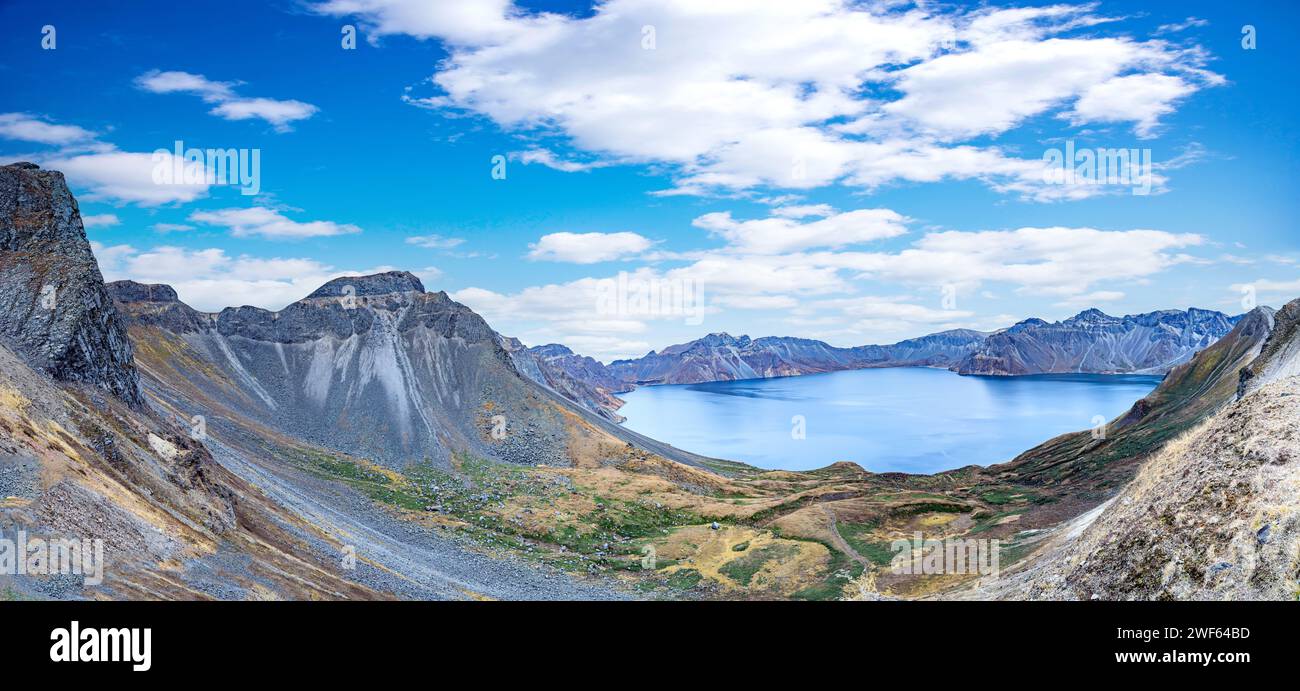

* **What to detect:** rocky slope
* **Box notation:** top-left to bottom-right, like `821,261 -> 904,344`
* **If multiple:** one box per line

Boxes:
954,307 -> 1237,376
971,298 -> 1300,600
990,306 -> 1275,494
1,167 -> 713,601
0,162 -> 141,406
109,274 -> 715,471
502,339 -> 631,422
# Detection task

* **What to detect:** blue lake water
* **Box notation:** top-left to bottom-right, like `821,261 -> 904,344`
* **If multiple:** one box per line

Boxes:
618,367 -> 1162,473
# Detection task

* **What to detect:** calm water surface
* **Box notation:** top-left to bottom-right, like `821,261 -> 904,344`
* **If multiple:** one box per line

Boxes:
618,367 -> 1162,473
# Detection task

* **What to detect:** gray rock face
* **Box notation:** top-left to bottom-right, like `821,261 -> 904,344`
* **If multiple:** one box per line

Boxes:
0,162 -> 142,406
113,275 -> 712,471
977,310 -> 1300,601
1238,298 -> 1299,398
954,307 -> 1238,376
307,271 -> 425,299
502,338 -> 630,421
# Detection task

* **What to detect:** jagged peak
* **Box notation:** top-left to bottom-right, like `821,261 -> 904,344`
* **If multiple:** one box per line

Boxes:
107,280 -> 180,303
1065,307 -> 1118,323
530,343 -> 575,357
1006,317 -> 1049,332
306,271 -> 425,299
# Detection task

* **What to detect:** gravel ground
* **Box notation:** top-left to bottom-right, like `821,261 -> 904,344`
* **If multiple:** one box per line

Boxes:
200,437 -> 633,600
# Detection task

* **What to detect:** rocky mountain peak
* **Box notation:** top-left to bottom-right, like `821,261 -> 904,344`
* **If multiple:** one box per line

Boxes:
107,280 -> 181,303
1064,308 -> 1118,325
529,343 -> 576,358
1005,317 -> 1049,333
306,271 -> 425,299
1238,299 -> 1298,399
0,162 -> 143,406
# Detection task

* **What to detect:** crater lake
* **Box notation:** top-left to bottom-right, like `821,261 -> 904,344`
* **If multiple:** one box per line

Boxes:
617,367 -> 1163,472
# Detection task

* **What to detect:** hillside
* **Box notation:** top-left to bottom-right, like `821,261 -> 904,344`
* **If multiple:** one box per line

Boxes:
969,298 -> 1300,600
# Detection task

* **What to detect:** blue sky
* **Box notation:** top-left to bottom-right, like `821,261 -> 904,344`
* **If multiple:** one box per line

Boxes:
1,0 -> 1297,361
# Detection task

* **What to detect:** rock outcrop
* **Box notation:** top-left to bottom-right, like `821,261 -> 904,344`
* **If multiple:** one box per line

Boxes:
0,162 -> 142,406
1238,298 -> 1299,399
502,339 -> 630,422
954,307 -> 1237,376
994,305 -> 1277,492
972,299 -> 1299,600
111,274 -> 713,470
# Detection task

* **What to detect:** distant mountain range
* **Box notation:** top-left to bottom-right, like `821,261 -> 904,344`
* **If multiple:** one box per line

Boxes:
954,307 -> 1240,375
604,330 -> 986,386
515,308 -> 1240,419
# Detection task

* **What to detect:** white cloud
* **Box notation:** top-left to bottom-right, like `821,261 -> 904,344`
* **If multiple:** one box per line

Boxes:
134,70 -> 235,101
312,0 -> 529,45
81,213 -> 120,229
813,226 -> 1202,297
1232,278 -> 1300,304
209,98 -> 319,130
135,70 -> 319,132
1,113 -> 213,206
1054,290 -> 1126,307
152,223 -> 195,233
771,204 -> 835,219
454,209 -> 1209,359
803,295 -> 978,339
0,113 -> 95,145
1155,17 -> 1209,35
527,231 -> 652,263
188,206 -> 361,239
1068,73 -> 1197,138
92,242 -> 393,312
511,148 -> 610,172
43,150 -> 212,206
406,234 -> 466,249
884,38 -> 1138,139
317,1 -> 1219,199
693,208 -> 907,255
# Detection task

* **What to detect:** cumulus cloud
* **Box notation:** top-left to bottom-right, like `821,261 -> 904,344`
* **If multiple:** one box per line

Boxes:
692,208 -> 908,255
0,113 -> 96,145
812,226 -> 1203,296
454,210 -> 1209,359
314,1 -> 1220,199
43,150 -> 212,206
135,70 -> 319,132
91,242 -> 393,311
0,113 -> 215,206
1232,277 -> 1300,305
511,148 -> 610,172
188,206 -> 361,239
406,234 -> 465,249
80,213 -> 120,229
1054,290 -> 1126,307
527,231 -> 652,263
152,223 -> 195,233
1067,73 -> 1198,138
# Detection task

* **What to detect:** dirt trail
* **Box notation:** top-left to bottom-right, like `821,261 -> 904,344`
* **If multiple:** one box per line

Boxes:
821,506 -> 870,567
